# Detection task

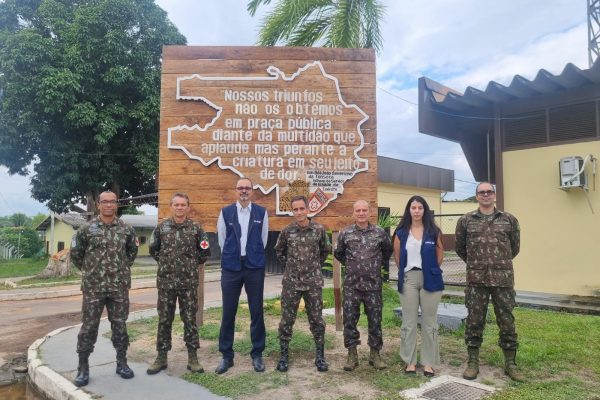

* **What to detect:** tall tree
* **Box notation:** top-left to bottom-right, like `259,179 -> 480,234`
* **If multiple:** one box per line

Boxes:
0,0 -> 186,213
9,213 -> 31,227
247,0 -> 385,54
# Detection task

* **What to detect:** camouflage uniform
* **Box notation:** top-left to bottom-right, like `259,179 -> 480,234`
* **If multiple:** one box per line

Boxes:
334,223 -> 393,350
455,209 -> 520,350
275,221 -> 330,345
149,218 -> 210,351
70,217 -> 138,355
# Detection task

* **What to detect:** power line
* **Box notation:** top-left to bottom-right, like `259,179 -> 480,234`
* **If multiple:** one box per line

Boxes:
377,85 -> 547,122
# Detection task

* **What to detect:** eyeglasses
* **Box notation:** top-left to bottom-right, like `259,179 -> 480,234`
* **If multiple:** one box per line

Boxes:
236,186 -> 252,191
99,200 -> 117,205
476,190 -> 495,196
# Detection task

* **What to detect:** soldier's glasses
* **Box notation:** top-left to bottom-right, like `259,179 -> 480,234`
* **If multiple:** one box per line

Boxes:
476,190 -> 495,196
236,186 -> 252,191
99,200 -> 117,205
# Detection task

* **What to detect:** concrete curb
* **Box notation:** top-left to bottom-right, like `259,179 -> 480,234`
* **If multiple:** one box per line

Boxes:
0,271 -> 222,302
0,279 -> 155,302
28,325 -> 93,400
26,297 -> 252,400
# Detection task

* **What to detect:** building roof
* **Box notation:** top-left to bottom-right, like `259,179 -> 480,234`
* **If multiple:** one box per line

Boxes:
422,61 -> 600,112
376,156 -> 454,192
36,213 -> 157,231
418,60 -> 600,181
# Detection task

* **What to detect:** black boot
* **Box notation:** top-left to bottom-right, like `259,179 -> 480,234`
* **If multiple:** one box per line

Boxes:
74,352 -> 90,387
315,343 -> 328,372
116,349 -> 135,379
276,341 -> 289,372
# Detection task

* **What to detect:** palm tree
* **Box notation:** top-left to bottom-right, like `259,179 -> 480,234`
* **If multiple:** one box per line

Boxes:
247,0 -> 385,54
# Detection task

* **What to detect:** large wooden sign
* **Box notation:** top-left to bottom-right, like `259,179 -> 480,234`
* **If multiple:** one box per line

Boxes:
159,46 -> 377,231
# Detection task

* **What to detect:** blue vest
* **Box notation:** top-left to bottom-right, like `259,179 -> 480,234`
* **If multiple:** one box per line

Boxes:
221,203 -> 266,271
396,228 -> 444,293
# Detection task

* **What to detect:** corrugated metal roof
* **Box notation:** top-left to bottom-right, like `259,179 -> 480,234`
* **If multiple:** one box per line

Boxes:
377,156 -> 454,192
423,60 -> 600,111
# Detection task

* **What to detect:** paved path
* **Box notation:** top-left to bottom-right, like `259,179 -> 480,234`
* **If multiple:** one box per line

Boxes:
27,273 -> 284,400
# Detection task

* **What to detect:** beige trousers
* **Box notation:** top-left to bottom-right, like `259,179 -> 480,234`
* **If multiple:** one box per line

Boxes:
399,269 -> 442,366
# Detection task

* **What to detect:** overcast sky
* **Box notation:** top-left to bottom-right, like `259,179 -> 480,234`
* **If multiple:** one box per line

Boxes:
0,0 -> 588,216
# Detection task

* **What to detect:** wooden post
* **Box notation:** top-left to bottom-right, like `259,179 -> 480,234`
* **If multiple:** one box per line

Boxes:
332,232 -> 343,331
196,264 -> 205,327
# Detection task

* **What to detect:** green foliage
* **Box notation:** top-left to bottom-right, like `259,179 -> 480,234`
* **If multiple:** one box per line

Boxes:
29,213 -> 48,228
120,204 -> 143,215
0,0 -> 186,212
9,213 -> 31,227
377,211 -> 402,231
487,377 -> 600,400
17,272 -> 79,285
0,227 -> 43,257
248,0 -> 386,54
184,370 -> 288,399
198,323 -> 221,340
0,257 -> 48,278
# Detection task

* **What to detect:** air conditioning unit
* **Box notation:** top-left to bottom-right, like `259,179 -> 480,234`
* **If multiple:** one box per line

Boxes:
559,156 -> 586,190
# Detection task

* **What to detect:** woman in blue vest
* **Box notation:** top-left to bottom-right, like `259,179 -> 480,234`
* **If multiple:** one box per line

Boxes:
393,195 -> 444,377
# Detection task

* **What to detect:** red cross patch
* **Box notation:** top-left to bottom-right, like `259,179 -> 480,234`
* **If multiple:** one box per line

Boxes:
200,240 -> 210,249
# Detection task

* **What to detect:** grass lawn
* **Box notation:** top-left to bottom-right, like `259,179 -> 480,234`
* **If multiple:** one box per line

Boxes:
0,261 -> 155,287
125,284 -> 600,399
0,258 -> 47,278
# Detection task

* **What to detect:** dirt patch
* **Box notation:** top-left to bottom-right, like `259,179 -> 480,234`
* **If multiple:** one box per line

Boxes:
0,300 -> 154,378
127,311 -> 511,399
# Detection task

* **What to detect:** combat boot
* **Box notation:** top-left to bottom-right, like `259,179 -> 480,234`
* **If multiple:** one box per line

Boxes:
116,349 -> 135,379
368,348 -> 386,370
462,347 -> 479,380
276,341 -> 289,372
74,352 -> 90,387
314,343 -> 328,372
187,348 -> 204,373
147,351 -> 168,374
503,349 -> 525,382
343,347 -> 359,371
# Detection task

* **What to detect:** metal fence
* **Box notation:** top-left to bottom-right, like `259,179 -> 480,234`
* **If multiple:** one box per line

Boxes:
382,213 -> 467,286
387,256 -> 466,286
207,216 -> 469,286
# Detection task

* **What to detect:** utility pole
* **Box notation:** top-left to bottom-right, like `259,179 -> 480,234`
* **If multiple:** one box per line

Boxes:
17,229 -> 22,258
588,0 -> 600,67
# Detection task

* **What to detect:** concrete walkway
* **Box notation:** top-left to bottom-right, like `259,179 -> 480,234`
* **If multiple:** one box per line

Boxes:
17,267 -> 600,400
26,273 -> 284,400
29,309 -> 231,400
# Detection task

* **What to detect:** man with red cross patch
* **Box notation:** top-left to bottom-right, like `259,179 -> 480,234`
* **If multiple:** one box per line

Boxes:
147,192 -> 211,375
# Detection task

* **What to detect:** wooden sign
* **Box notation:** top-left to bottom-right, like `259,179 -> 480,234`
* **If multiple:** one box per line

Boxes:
159,46 -> 377,231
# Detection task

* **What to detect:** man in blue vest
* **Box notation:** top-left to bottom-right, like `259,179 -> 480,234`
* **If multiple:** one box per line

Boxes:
215,177 -> 269,374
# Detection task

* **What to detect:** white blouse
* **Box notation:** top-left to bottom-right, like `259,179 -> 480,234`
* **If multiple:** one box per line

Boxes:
404,231 -> 422,273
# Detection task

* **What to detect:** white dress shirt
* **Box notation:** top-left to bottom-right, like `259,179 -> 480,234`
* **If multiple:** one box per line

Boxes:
404,231 -> 423,273
217,201 -> 269,256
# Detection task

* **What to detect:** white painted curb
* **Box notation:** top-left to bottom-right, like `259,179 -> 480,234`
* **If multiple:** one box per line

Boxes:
28,324 -> 93,400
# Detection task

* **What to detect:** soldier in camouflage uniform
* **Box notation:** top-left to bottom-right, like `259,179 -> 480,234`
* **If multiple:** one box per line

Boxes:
70,191 -> 138,387
146,192 -> 211,375
274,195 -> 331,372
334,200 -> 393,371
455,182 -> 524,381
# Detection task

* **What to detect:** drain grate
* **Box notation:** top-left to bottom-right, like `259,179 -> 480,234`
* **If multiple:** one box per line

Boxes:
421,381 -> 491,400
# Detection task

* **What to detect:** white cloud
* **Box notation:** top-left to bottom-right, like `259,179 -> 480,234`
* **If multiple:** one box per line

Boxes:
0,166 -> 47,216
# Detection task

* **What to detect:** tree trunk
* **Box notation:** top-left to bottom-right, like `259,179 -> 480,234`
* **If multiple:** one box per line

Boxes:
85,191 -> 97,221
36,249 -> 73,278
